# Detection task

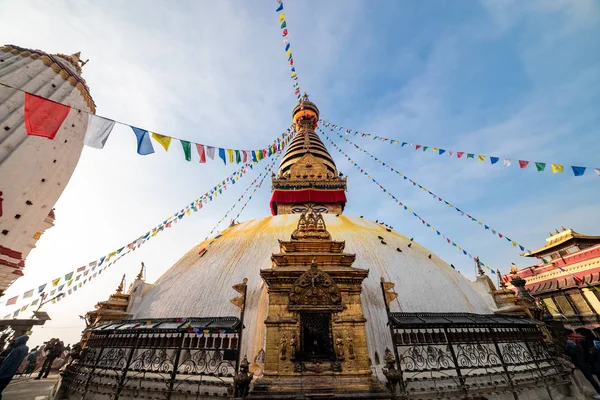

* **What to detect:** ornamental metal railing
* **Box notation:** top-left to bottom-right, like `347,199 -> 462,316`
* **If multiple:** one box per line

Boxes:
60,317 -> 242,400
380,282 -> 571,399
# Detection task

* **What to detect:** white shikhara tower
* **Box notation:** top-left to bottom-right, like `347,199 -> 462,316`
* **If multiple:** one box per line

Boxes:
0,45 -> 95,295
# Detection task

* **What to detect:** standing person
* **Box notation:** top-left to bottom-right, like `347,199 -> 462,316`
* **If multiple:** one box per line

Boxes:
566,336 -> 600,399
34,339 -> 60,380
0,335 -> 29,399
23,346 -> 39,375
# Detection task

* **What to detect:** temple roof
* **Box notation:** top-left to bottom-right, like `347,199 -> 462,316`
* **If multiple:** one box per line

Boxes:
522,228 -> 600,257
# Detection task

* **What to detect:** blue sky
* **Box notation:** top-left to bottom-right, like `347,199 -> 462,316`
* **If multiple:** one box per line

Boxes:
0,0 -> 599,345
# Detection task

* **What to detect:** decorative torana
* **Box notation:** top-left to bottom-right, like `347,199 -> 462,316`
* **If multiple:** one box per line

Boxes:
289,258 -> 342,309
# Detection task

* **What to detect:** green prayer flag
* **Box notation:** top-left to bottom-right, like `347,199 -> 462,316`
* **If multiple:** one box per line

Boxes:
180,140 -> 192,161
535,162 -> 546,171
235,150 -> 241,164
64,272 -> 73,281
467,154 -> 475,159
423,146 -> 428,151
281,21 -> 286,29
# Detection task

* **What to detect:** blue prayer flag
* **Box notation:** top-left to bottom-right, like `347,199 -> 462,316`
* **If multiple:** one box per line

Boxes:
275,3 -> 283,12
572,166 -> 586,176
218,148 -> 226,164
490,157 -> 499,164
131,127 -> 155,155
438,149 -> 446,155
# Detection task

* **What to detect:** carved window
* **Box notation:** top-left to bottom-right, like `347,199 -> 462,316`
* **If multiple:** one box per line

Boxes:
542,298 -> 561,317
568,292 -> 593,315
553,295 -> 576,316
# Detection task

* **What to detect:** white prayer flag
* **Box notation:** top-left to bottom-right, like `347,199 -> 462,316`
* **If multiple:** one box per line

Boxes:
504,159 -> 512,167
206,146 -> 216,160
84,114 -> 115,149
595,168 -> 600,176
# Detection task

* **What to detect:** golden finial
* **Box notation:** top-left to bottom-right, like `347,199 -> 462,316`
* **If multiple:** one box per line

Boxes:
116,274 -> 126,293
510,263 -> 518,275
137,262 -> 145,280
561,226 -> 567,231
497,269 -> 507,289
555,229 -> 560,234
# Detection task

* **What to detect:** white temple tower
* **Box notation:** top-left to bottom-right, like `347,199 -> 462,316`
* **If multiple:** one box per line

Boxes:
0,45 -> 95,295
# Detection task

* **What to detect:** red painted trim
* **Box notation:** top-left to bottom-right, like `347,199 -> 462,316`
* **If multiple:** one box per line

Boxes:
0,245 -> 23,260
270,189 -> 347,215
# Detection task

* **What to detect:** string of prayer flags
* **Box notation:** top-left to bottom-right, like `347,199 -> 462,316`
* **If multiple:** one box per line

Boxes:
322,126 -> 532,254
0,133 -> 291,314
320,120 -> 599,178
275,1 -> 302,101
3,82 -> 292,167
319,128 -> 493,271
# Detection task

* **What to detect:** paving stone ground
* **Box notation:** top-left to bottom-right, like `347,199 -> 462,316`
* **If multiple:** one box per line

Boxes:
2,373 -> 58,400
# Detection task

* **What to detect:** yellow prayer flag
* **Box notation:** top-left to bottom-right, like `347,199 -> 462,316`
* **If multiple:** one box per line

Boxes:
551,164 -> 564,173
432,148 -> 439,151
477,155 -> 485,162
68,279 -> 73,286
52,278 -> 61,287
151,133 -> 172,151
512,241 -> 517,247
21,304 -> 29,312
279,13 -> 285,22
227,149 -> 234,163
286,48 -> 291,56
106,251 -> 117,261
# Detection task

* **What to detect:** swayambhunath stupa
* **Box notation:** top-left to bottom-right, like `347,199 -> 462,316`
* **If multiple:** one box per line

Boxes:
1,1 -> 600,400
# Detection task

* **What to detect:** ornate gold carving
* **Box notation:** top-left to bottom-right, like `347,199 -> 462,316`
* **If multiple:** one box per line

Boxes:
291,208 -> 331,241
347,334 -> 355,359
280,333 -> 287,360
289,259 -> 342,310
335,333 -> 345,361
290,332 -> 297,361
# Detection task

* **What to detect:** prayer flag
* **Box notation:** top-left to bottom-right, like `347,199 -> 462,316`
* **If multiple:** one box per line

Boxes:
275,3 -> 283,12
23,290 -> 34,299
180,140 -> 192,161
151,133 -> 172,151
518,160 -> 529,169
235,150 -> 241,164
227,149 -> 234,163
571,166 -> 586,176
415,145 -> 421,150
131,127 -> 155,155
13,310 -> 19,318
52,278 -> 60,287
24,93 -> 71,139
58,284 -> 65,291
38,284 -> 46,293
595,168 -> 600,176
535,162 -> 546,172
84,114 -> 115,149
457,152 -> 464,158
206,146 -> 216,160
438,149 -> 445,155
77,266 -> 86,273
68,279 -> 73,286
31,299 -> 39,306
242,150 -> 248,163
281,21 -> 286,29
279,13 -> 285,22
196,144 -> 206,163
6,296 -> 17,306
467,154 -> 475,159
490,157 -> 499,164
504,159 -> 512,167
64,272 -> 73,281
551,164 -> 564,173
282,29 -> 288,37
218,148 -> 226,164
477,155 -> 485,162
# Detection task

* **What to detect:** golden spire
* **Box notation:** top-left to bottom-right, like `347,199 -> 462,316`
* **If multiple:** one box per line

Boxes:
137,262 -> 145,280
115,274 -> 126,293
475,257 -> 485,276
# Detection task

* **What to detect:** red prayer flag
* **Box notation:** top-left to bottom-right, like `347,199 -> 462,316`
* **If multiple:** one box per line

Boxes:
196,144 -> 206,163
456,152 -> 464,158
242,150 -> 247,163
415,145 -> 421,150
518,160 -> 529,169
24,93 -> 71,139
6,296 -> 18,306
77,266 -> 86,272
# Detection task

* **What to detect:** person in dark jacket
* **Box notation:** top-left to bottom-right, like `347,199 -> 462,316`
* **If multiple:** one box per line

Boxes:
566,338 -> 600,399
23,346 -> 39,375
0,335 -> 29,399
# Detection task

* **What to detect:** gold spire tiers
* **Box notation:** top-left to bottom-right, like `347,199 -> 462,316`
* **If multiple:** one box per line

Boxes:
270,94 -> 347,215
